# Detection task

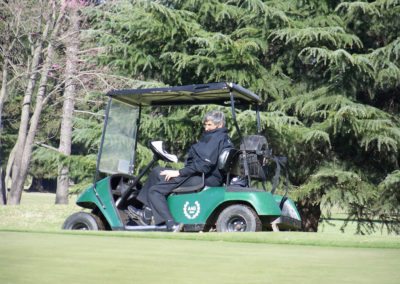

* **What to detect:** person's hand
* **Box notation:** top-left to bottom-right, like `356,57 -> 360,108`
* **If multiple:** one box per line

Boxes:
160,170 -> 180,181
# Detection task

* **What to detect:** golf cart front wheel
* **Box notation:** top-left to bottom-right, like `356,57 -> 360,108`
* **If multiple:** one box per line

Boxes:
216,204 -> 262,232
62,212 -> 105,231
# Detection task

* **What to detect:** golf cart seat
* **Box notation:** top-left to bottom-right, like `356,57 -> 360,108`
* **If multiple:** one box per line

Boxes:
172,147 -> 238,194
172,173 -> 205,194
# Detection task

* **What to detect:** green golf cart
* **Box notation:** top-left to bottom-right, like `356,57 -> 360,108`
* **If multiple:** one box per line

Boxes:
62,82 -> 301,232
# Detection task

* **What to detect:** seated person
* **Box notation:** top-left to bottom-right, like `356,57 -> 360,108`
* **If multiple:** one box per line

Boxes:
128,110 -> 233,232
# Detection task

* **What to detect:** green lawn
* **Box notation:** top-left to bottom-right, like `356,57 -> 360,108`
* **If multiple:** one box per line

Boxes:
0,192 -> 399,284
1,231 -> 399,284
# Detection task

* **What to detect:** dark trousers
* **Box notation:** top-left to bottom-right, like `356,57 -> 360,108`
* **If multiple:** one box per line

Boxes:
136,166 -> 202,225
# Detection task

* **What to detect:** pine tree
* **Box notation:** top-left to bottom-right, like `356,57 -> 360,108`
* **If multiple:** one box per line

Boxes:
58,0 -> 400,232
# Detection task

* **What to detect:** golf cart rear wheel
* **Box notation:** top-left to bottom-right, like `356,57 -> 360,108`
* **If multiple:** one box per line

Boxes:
216,204 -> 262,232
62,212 -> 105,231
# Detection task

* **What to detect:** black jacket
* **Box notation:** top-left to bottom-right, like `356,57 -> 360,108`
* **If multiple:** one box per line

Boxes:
178,127 -> 233,186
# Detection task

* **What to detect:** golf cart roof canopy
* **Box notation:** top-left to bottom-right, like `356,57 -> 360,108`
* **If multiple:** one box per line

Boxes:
107,82 -> 261,107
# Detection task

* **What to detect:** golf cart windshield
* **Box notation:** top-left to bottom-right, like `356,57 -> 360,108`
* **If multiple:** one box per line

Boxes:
98,99 -> 139,175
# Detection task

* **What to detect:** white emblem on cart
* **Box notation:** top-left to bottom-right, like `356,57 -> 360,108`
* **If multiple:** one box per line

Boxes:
183,201 -> 201,219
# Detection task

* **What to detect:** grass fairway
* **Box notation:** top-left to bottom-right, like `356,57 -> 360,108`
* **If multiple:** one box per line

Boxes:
1,231 -> 399,284
0,192 -> 399,283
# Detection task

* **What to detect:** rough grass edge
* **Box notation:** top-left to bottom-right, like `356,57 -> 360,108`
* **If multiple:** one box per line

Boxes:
1,229 -> 399,249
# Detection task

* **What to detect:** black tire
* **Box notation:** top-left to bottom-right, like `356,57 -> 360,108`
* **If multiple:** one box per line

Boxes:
62,212 -> 105,230
216,204 -> 262,232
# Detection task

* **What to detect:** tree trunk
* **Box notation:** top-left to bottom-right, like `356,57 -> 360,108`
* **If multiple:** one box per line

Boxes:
0,62 -> 9,130
0,60 -> 9,206
56,4 -> 80,204
12,16 -> 51,159
0,27 -> 16,206
9,42 -> 57,204
7,13 -> 51,204
297,198 -> 321,232
8,8 -> 65,205
0,168 -> 6,205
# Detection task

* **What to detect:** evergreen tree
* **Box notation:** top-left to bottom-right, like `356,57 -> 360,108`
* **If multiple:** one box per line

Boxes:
85,0 -> 399,233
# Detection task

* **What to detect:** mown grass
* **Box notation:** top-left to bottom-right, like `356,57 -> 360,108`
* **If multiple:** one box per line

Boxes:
0,192 -> 399,284
1,230 -> 399,284
0,192 -> 399,248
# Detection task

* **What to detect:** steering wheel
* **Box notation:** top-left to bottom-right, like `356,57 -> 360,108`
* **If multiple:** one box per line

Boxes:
149,141 -> 178,163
